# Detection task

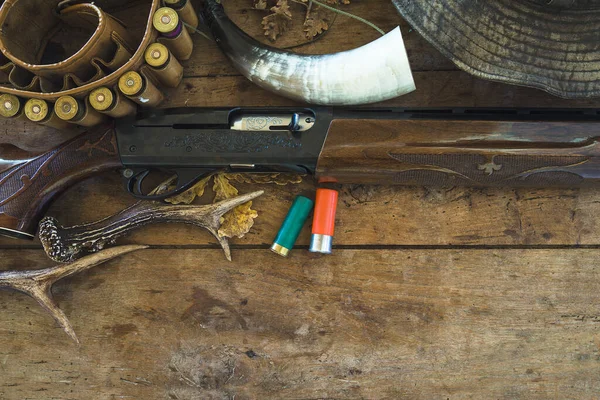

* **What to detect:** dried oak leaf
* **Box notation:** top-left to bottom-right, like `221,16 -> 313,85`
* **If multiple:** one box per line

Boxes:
304,16 -> 329,39
271,0 -> 292,18
213,174 -> 259,239
225,172 -> 304,185
164,174 -> 213,205
262,0 -> 292,41
218,201 -> 259,239
213,173 -> 240,201
165,171 -> 303,239
254,0 -> 268,9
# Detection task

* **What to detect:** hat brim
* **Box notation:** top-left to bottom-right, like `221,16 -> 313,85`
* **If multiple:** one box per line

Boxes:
393,0 -> 600,99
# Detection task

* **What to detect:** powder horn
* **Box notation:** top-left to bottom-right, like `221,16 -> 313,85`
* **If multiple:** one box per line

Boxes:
203,0 -> 416,106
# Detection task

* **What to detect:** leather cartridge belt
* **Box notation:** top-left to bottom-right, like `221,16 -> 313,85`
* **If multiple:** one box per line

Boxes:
0,0 -> 192,127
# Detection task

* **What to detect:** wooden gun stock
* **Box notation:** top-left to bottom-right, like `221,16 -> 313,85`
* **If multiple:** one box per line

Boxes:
0,127 -> 121,239
317,118 -> 600,187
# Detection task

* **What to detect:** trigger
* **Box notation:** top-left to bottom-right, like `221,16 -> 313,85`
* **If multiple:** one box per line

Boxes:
135,170 -> 151,197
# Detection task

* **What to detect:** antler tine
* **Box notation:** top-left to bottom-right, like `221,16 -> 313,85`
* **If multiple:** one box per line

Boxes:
39,191 -> 265,263
0,245 -> 148,343
26,284 -> 79,343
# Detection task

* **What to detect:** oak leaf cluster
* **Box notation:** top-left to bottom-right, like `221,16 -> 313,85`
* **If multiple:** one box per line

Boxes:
165,172 -> 303,239
253,0 -> 351,41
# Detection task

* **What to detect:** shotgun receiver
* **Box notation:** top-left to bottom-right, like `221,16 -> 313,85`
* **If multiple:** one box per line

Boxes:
2,107 -> 600,240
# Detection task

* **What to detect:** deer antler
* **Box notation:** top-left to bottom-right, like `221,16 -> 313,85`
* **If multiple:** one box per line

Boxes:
38,190 -> 264,263
0,245 -> 147,343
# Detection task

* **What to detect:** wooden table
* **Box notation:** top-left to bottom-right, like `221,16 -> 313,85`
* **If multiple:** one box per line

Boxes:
2,1 -> 600,398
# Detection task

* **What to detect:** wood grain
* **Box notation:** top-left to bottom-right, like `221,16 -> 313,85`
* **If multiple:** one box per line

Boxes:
0,127 -> 121,238
1,249 -> 599,399
1,1 -> 600,398
318,119 -> 600,187
160,73 -> 600,109
0,118 -> 81,153
2,173 -> 600,248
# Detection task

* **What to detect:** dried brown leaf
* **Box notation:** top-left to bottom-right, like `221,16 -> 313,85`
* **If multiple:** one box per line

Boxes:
254,0 -> 351,42
218,201 -> 259,239
254,0 -> 268,9
304,16 -> 329,39
165,170 -> 301,239
213,173 -> 239,202
261,0 -> 293,41
262,13 -> 290,41
224,173 -> 304,185
271,0 -> 292,17
165,174 -> 213,205
212,174 -> 259,239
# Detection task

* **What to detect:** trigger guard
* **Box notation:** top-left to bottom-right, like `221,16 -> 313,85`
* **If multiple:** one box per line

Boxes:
125,168 -> 215,201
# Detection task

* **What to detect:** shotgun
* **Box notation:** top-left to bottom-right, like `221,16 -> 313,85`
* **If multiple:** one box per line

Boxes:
2,106 -> 600,240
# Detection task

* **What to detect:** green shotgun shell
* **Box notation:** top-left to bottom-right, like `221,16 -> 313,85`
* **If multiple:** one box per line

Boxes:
271,195 -> 314,257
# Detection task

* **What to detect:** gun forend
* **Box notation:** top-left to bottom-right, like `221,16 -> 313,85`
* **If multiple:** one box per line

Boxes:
316,108 -> 600,187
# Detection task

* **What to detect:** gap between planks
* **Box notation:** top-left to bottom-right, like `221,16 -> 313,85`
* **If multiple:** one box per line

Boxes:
3,243 -> 600,251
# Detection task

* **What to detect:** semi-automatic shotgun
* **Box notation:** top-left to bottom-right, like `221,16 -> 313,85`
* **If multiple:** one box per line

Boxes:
1,107 -> 600,240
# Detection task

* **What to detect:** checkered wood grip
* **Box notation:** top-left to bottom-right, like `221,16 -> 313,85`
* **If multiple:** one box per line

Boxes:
0,127 -> 121,239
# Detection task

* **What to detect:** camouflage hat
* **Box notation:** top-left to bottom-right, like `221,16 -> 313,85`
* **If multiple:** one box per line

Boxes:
392,0 -> 600,98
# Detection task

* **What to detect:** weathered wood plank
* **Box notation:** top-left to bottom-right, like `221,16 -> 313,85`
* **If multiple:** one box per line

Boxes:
160,72 -> 600,108
1,249 -> 599,399
1,174 -> 599,248
1,2 -> 599,399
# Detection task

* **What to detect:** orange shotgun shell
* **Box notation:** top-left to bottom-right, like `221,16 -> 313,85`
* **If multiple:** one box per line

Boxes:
309,188 -> 339,254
